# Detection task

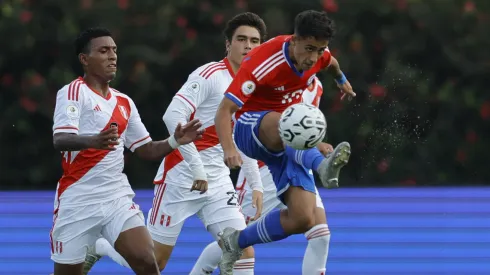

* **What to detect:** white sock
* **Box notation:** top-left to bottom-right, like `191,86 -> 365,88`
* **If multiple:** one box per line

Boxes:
95,238 -> 131,269
190,241 -> 222,275
233,258 -> 255,274
302,224 -> 331,275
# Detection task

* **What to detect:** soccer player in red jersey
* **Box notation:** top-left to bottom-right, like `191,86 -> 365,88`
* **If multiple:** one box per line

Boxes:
214,10 -> 356,274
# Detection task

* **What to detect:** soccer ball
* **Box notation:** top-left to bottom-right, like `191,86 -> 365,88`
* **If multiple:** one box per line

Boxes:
279,103 -> 327,150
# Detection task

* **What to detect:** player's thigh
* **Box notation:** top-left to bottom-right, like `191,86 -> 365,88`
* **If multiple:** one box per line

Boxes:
258,111 -> 283,150
283,186 -> 317,225
146,183 -> 204,247
51,204 -> 103,268
198,181 -> 246,241
234,111 -> 283,163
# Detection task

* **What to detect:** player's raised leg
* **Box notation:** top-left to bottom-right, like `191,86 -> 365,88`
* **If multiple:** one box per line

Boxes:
259,111 -> 351,189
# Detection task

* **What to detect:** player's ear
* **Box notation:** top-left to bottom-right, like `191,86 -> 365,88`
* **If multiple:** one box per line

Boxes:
78,53 -> 88,66
290,35 -> 297,46
225,40 -> 231,52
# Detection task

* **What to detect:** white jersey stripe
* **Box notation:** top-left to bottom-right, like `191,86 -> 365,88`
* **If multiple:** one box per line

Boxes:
253,54 -> 284,79
252,51 -> 282,76
257,59 -> 287,81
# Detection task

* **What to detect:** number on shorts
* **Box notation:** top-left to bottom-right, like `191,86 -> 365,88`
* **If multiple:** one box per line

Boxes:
226,191 -> 238,206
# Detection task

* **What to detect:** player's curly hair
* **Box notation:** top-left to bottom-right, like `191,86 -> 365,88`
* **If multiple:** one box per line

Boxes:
294,10 -> 335,41
223,12 -> 267,43
75,27 -> 112,56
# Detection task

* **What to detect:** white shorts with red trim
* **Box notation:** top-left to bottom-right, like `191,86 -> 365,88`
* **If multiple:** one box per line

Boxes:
147,177 -> 245,246
50,194 -> 144,264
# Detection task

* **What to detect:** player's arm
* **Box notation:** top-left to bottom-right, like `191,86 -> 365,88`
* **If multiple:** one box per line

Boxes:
215,65 -> 257,168
239,149 -> 263,192
323,54 -> 356,100
215,97 -> 240,153
161,97 -> 207,181
163,76 -> 214,184
134,119 -> 203,160
121,95 -> 203,161
52,87 -> 118,151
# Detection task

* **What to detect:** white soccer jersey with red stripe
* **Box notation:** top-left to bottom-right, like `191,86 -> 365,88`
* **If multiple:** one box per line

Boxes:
52,77 -> 152,206
153,58 -> 236,188
236,76 -> 324,193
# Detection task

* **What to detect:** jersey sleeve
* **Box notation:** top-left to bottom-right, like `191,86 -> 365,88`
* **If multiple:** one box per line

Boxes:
162,98 -> 207,181
224,65 -> 259,108
125,98 -> 152,152
173,73 -> 214,112
52,86 -> 83,135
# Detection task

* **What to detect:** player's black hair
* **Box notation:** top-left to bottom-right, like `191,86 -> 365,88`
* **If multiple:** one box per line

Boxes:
223,12 -> 267,43
294,10 -> 335,41
75,27 -> 112,56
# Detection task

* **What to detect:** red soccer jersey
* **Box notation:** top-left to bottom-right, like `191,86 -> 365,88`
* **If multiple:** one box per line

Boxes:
224,35 -> 332,119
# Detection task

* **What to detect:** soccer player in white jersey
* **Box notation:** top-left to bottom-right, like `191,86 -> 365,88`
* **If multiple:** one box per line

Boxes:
81,13 -> 268,275
192,77 -> 334,275
50,27 -> 204,275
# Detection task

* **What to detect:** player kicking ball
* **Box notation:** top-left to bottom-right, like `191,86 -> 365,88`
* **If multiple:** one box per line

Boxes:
194,76 -> 335,275
50,28 -> 204,275
214,10 -> 356,275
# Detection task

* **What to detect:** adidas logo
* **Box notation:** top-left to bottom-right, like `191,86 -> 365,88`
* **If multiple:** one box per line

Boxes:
94,104 -> 101,111
274,86 -> 285,91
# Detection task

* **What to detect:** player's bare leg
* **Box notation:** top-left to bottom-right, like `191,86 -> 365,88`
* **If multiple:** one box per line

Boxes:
259,111 -> 351,188
53,263 -> 84,275
153,241 -> 174,270
113,226 -> 159,275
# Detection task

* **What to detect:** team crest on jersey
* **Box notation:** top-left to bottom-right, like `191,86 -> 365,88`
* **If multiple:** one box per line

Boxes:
118,106 -> 129,120
241,80 -> 256,95
185,81 -> 200,94
307,74 -> 316,86
65,105 -> 80,119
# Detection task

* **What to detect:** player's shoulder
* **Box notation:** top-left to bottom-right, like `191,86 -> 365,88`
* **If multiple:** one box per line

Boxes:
191,59 -> 230,81
57,77 -> 85,102
314,76 -> 323,88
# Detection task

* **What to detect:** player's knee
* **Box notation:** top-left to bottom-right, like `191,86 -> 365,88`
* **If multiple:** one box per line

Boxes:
293,213 -> 316,233
241,246 -> 255,259
129,245 -> 158,274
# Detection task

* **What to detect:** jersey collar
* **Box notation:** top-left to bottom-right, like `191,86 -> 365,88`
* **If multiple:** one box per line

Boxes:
79,77 -> 112,100
282,40 -> 304,77
223,58 -> 236,78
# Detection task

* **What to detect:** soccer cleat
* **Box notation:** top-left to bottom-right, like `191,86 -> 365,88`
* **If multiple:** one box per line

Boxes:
218,227 -> 243,275
317,141 -> 351,188
82,244 -> 102,275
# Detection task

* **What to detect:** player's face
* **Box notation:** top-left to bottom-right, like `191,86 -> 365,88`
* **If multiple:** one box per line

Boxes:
291,36 -> 329,71
227,26 -> 261,65
82,36 -> 118,81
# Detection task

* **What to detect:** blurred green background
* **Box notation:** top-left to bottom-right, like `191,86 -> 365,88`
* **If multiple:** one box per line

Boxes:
0,0 -> 489,190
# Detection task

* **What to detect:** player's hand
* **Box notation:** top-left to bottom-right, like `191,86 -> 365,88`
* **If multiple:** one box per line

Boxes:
250,190 -> 264,221
174,119 -> 205,145
317,142 -> 334,156
90,127 -> 119,151
338,80 -> 356,101
224,148 -> 243,169
190,180 -> 208,194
